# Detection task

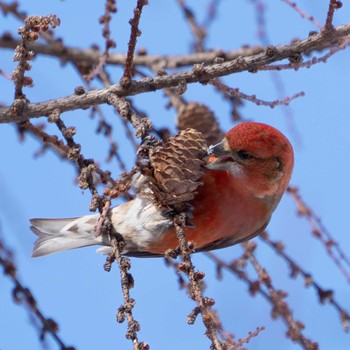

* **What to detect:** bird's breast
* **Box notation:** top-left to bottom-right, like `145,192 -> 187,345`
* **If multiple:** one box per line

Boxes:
149,170 -> 273,254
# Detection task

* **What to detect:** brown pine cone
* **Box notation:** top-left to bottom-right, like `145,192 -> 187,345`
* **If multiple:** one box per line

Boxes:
148,128 -> 207,209
177,103 -> 224,146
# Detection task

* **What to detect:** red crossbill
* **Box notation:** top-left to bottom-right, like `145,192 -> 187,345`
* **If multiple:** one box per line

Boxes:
31,122 -> 294,257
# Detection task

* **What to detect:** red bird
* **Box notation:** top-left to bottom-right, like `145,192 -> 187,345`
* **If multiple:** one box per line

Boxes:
30,122 -> 294,257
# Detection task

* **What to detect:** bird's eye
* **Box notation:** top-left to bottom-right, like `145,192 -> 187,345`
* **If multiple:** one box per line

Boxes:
237,150 -> 252,160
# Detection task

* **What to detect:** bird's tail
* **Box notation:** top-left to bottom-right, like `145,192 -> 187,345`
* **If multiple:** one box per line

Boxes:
30,214 -> 108,257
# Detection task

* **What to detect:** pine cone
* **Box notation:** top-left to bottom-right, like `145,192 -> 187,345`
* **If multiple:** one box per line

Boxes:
148,128 -> 207,209
177,103 -> 224,146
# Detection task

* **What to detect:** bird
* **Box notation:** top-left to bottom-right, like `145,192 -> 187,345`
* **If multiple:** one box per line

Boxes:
30,122 -> 294,258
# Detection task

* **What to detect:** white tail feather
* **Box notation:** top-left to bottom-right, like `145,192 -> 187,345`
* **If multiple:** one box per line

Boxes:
30,196 -> 172,258
30,215 -> 108,257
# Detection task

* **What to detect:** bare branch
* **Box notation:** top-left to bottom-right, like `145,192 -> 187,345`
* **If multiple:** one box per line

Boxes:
260,232 -> 350,332
177,0 -> 206,52
324,0 -> 343,31
11,15 -> 60,100
206,248 -> 319,350
104,226 -> 148,350
0,235 -> 75,350
1,23 -> 349,124
120,0 -> 148,87
287,186 -> 350,284
211,79 -> 305,108
0,35 -> 263,69
282,0 -> 323,29
242,242 -> 318,350
172,214 -> 223,350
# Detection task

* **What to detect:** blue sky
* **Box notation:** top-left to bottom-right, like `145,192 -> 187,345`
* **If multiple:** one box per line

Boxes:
1,1 -> 350,349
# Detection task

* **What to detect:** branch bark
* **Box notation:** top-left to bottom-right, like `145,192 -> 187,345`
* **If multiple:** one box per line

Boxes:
1,23 -> 349,124
0,35 -> 264,69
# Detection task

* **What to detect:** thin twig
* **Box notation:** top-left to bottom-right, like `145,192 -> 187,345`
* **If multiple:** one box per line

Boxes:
172,213 -> 223,350
324,0 -> 342,31
177,0 -> 206,52
106,93 -> 152,139
22,121 -> 69,157
243,242 -> 318,349
11,15 -> 60,100
282,0 -> 323,29
0,1 -> 26,21
287,186 -> 350,284
165,255 -> 263,349
90,105 -> 129,172
105,228 -> 148,350
202,0 -> 222,30
82,0 -> 118,81
259,37 -> 350,72
211,79 -> 305,108
120,0 -> 148,87
206,248 -> 319,350
249,0 -> 268,43
100,0 -> 117,51
260,232 -> 350,332
0,235 -> 75,350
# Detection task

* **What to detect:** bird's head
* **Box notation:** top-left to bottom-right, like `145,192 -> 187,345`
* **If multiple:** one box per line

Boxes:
205,122 -> 294,202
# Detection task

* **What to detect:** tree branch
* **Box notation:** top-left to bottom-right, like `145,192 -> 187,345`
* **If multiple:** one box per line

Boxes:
0,34 -> 263,69
1,23 -> 349,124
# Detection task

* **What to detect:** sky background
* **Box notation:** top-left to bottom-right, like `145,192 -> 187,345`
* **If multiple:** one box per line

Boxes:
1,1 -> 350,349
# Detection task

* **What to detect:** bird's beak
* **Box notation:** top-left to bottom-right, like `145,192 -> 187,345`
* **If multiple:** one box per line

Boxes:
203,138 -> 232,169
